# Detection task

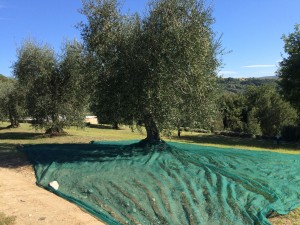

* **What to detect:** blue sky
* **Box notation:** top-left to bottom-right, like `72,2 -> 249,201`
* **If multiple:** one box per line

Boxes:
0,0 -> 299,78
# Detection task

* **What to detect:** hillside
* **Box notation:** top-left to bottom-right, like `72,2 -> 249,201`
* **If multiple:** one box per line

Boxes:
219,77 -> 278,94
0,74 -> 9,82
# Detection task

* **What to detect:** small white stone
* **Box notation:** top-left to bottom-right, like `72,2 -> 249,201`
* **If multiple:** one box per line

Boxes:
49,181 -> 59,190
152,198 -> 156,202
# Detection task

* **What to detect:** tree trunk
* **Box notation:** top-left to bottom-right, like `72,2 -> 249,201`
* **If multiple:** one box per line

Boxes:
45,125 -> 64,134
8,114 -> 19,128
144,114 -> 160,142
112,121 -> 119,130
178,128 -> 181,137
46,114 -> 65,135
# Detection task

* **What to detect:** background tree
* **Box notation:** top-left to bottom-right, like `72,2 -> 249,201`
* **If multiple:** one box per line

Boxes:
277,24 -> 300,113
13,39 -> 89,134
244,85 -> 297,136
217,84 -> 297,137
80,0 -> 222,142
0,79 -> 25,127
219,93 -> 246,132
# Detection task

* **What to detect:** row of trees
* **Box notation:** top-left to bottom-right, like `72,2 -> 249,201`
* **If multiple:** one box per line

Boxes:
1,1 -> 299,142
2,0 -> 221,142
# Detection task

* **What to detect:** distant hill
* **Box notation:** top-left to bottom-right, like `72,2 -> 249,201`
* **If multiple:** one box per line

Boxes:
256,75 -> 278,79
219,77 -> 278,94
0,74 -> 15,83
0,74 -> 9,82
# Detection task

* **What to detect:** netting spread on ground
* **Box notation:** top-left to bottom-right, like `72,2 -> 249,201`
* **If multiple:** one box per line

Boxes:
24,140 -> 300,225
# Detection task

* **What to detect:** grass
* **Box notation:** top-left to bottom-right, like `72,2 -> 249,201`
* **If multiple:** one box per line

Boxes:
174,132 -> 300,154
269,208 -> 300,225
0,212 -> 16,225
0,122 -> 299,224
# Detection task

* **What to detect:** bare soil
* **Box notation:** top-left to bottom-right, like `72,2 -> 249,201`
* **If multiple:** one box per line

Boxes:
0,165 -> 105,225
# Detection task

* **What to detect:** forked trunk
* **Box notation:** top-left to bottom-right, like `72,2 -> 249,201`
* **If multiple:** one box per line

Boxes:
45,115 -> 65,135
8,115 -> 19,128
144,114 -> 160,142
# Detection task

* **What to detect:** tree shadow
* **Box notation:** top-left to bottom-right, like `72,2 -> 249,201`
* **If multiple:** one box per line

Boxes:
22,140 -> 171,165
174,134 -> 300,151
0,143 -> 30,168
87,123 -> 125,130
0,132 -> 44,140
1,140 -> 167,169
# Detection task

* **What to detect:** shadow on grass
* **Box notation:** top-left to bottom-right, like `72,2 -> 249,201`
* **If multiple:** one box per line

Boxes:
87,123 -> 126,130
0,143 -> 30,168
0,132 -> 44,140
175,134 -> 300,151
87,124 -> 114,129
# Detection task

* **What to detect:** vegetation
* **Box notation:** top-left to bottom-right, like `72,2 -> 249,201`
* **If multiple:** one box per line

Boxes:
80,0 -> 222,142
219,77 -> 278,94
218,84 -> 297,137
0,78 -> 25,128
0,212 -> 16,225
12,39 -> 89,134
0,74 -> 8,82
278,24 -> 300,112
269,207 -> 300,225
0,3 -> 299,225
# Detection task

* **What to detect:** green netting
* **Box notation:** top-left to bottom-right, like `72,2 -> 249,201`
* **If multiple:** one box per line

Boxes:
23,140 -> 300,225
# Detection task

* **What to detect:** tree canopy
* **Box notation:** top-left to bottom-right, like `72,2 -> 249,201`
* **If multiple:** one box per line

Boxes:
13,39 -> 89,133
218,85 -> 297,137
244,85 -> 297,136
80,0 -> 222,141
0,78 -> 25,127
277,24 -> 300,112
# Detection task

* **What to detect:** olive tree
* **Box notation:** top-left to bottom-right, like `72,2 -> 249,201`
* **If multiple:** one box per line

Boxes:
13,40 -> 89,133
80,0 -> 221,142
0,79 -> 25,127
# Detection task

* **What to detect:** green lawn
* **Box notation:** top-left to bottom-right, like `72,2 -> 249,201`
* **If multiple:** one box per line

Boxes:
0,122 -> 299,225
174,131 -> 300,154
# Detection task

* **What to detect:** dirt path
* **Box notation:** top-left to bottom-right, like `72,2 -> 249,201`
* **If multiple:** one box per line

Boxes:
0,166 -> 105,225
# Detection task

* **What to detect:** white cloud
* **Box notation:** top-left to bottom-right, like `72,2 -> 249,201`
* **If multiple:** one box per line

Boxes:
242,65 -> 276,68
